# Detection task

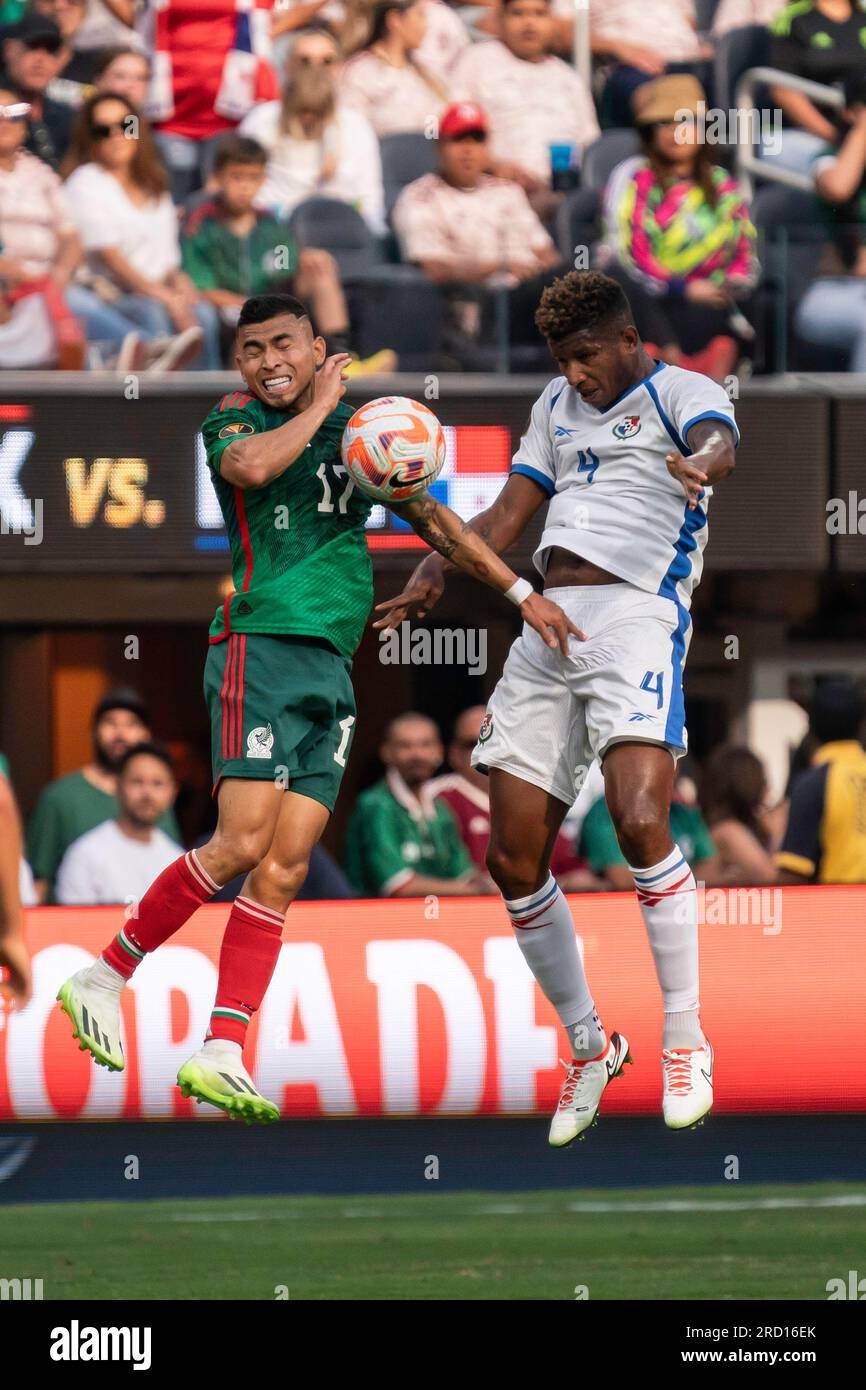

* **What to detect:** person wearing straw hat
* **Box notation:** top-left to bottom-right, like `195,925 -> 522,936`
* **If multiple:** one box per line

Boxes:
598,75 -> 758,382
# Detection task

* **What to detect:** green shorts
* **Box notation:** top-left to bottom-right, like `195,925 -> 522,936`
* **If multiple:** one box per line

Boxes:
203,633 -> 356,811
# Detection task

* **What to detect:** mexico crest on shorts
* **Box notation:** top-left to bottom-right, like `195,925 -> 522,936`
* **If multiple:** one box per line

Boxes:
478,710 -> 494,743
612,415 -> 641,439
247,723 -> 274,758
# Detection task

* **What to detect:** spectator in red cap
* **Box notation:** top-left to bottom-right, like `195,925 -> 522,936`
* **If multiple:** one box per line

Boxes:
393,101 -> 559,283
393,101 -> 561,360
450,0 -> 598,215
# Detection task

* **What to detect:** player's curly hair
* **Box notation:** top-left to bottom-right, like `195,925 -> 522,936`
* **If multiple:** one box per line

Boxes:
534,270 -> 634,344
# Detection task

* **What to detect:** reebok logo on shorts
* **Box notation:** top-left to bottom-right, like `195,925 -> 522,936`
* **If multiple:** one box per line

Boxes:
247,724 -> 274,758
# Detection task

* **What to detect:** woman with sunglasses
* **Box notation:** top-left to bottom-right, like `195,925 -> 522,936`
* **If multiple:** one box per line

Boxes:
62,91 -> 221,368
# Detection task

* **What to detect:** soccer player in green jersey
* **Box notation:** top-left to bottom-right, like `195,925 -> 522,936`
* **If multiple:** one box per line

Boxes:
57,292 -> 578,1123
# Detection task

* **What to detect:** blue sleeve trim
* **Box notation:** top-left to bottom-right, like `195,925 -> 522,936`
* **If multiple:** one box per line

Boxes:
511,464 -> 555,497
683,411 -> 740,449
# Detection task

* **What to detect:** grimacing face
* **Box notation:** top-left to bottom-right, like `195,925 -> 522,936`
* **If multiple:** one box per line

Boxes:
235,312 -> 325,410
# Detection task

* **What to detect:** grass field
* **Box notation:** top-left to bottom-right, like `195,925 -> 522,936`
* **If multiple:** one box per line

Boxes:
3,1182 -> 865,1300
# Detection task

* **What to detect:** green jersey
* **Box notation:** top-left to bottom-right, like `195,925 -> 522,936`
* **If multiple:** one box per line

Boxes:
202,391 -> 373,658
343,776 -> 472,897
580,796 -> 716,874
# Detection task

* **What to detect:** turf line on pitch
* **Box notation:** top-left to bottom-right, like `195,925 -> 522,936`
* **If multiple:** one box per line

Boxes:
150,1192 -> 866,1222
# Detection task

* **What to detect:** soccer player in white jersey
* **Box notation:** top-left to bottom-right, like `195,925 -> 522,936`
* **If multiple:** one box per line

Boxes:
377,270 -> 738,1144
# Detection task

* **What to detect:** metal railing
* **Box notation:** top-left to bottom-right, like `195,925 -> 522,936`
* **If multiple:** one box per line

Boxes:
734,66 -> 844,198
572,0 -> 591,91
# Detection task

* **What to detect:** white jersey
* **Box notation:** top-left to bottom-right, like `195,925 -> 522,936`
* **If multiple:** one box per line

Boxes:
512,362 -> 739,609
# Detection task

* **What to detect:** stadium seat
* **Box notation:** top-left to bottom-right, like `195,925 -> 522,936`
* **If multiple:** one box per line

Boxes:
289,196 -> 384,280
380,132 -> 438,217
749,183 -> 847,371
554,186 -> 601,265
580,130 -> 640,192
713,23 -> 771,114
693,0 -> 720,31
344,264 -> 444,371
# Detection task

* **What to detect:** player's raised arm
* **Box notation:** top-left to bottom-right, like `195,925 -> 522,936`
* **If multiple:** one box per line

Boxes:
380,491 -> 584,655
665,419 -> 737,511
373,472 -> 549,629
219,353 -> 352,489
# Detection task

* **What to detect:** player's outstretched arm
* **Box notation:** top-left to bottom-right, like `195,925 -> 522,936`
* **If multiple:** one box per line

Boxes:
219,354 -> 352,489
665,419 -> 737,511
377,491 -> 584,655
373,472 -> 549,628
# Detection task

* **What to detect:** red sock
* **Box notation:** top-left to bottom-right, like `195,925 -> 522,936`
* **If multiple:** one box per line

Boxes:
208,895 -> 285,1046
102,850 -> 221,980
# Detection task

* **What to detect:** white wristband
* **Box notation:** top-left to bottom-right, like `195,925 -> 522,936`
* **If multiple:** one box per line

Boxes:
504,577 -> 533,606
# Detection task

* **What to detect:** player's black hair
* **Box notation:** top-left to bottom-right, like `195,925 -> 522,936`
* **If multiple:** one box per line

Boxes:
117,740 -> 175,777
502,0 -> 550,7
213,134 -> 268,171
810,678 -> 864,745
237,294 -> 311,329
534,270 -> 634,344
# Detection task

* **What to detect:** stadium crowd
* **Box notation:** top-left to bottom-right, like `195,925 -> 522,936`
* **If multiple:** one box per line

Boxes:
2,676 -> 865,916
0,0 -> 865,373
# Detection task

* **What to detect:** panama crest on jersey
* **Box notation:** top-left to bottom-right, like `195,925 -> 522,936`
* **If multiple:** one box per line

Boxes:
478,710 -> 494,743
247,723 -> 274,759
612,415 -> 641,440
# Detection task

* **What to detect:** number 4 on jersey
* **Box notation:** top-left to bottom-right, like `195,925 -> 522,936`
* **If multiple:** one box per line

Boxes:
577,449 -> 600,484
640,670 -> 664,709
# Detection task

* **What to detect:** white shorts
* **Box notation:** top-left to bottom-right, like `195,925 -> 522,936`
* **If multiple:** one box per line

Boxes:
472,583 -> 692,807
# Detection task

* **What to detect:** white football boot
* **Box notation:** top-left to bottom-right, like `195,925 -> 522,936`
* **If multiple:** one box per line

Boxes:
56,965 -> 125,1072
177,1044 -> 279,1125
548,1031 -> 632,1148
662,1040 -> 713,1129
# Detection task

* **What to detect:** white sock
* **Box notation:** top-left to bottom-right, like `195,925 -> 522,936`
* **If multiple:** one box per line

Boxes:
89,956 -> 125,995
504,874 -> 599,1047
663,1009 -> 705,1050
629,845 -> 705,1049
202,1037 -> 242,1061
568,1007 -> 607,1061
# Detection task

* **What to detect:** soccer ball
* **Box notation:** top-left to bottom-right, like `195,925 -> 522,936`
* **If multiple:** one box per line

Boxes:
341,396 -> 446,503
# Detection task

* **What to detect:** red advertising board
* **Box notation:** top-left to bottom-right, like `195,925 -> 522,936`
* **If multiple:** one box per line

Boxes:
1,888 -> 863,1120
